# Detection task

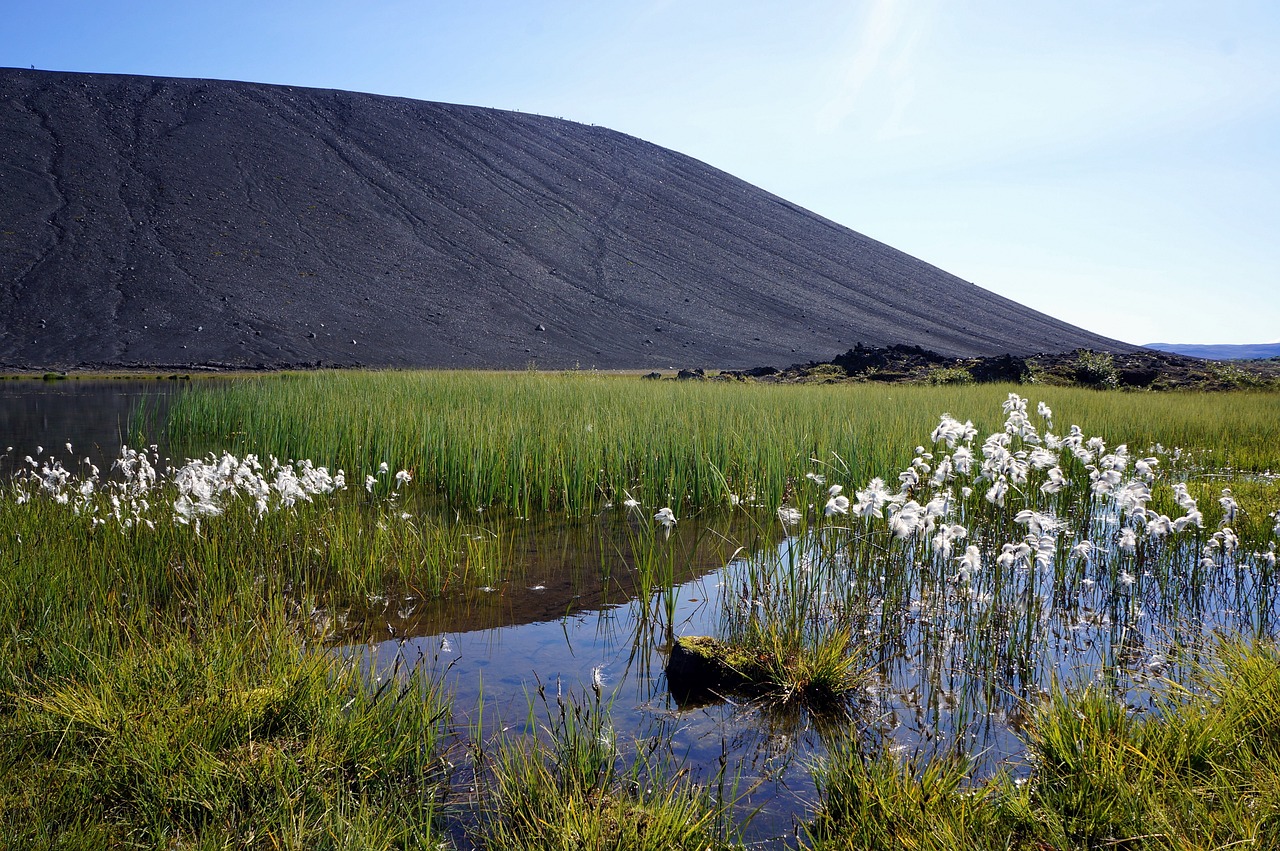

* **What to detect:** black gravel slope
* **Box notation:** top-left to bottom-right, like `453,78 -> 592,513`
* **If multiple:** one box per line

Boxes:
1,68 -> 1135,371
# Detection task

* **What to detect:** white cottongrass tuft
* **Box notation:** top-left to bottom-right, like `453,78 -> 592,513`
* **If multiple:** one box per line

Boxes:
1219,488 -> 1239,526
955,544 -> 982,581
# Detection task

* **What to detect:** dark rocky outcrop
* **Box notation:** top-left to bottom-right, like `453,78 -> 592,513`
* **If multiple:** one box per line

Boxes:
830,343 -> 952,375
2,68 -> 1136,371
717,346 -> 1280,390
969,354 -> 1030,383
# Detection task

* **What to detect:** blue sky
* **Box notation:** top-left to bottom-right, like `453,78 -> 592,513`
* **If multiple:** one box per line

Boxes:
6,0 -> 1278,345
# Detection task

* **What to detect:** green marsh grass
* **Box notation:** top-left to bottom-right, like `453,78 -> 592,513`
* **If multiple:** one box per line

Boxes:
807,640 -> 1280,850
7,376 -> 1280,847
2,613 -> 451,849
471,683 -> 741,851
808,747 -> 1006,850
691,388 -> 1279,794
0,452 -> 479,847
167,371 -> 1280,514
0,446 -> 748,848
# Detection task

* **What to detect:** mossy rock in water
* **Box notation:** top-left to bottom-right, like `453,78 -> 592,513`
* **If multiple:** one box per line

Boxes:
666,636 -> 759,700
667,634 -> 862,711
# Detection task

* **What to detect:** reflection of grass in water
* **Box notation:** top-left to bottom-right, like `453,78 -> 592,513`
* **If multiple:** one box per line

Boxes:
168,371 -> 1280,514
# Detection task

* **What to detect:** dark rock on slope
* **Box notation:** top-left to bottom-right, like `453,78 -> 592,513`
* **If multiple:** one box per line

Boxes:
719,346 -> 1280,391
1,68 -> 1135,371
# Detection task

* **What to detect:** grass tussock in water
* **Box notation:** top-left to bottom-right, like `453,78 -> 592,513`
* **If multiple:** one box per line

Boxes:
807,639 -> 1280,850
167,371 -> 1280,514
668,630 -> 863,711
471,685 -> 740,851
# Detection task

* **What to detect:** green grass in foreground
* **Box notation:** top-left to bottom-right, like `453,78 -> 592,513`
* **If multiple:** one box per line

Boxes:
0,607 -> 451,849
472,684 -> 739,851
807,639 -> 1280,850
0,479 -> 460,848
0,453 -> 741,848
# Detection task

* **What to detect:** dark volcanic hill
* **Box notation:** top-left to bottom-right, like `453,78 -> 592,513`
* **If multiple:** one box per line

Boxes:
2,68 -> 1134,371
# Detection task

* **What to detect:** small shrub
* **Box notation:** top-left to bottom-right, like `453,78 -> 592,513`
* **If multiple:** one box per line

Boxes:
1206,360 -> 1267,389
926,366 -> 975,386
1073,350 -> 1120,388
804,363 -> 849,382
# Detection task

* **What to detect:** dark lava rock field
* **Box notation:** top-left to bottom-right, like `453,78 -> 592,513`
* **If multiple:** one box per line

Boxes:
713,345 -> 1280,391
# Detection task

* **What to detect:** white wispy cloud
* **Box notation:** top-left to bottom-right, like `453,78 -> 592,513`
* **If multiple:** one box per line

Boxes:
816,0 -> 930,136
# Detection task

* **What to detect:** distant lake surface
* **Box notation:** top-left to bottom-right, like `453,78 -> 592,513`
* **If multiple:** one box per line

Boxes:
0,378 -> 185,474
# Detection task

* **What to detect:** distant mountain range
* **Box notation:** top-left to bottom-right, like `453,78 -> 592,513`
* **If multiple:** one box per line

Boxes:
1,68 -> 1135,370
1145,343 -> 1280,360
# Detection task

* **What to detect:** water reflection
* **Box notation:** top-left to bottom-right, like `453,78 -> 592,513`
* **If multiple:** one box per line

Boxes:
0,378 -> 185,474
351,514 -> 1280,845
354,554 -> 813,843
330,512 -> 759,641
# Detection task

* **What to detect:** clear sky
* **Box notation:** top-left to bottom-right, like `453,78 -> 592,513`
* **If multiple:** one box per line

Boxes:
5,0 -> 1278,345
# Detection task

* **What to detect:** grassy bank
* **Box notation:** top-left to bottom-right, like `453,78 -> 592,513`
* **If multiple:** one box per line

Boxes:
0,452 -> 466,847
0,448 -> 746,848
1,612 -> 451,849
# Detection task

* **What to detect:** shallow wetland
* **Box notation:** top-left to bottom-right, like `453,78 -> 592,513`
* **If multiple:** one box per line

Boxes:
4,373 -> 1280,848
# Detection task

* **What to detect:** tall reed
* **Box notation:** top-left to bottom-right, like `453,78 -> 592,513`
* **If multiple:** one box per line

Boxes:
167,372 -> 1280,515
696,390 -> 1279,750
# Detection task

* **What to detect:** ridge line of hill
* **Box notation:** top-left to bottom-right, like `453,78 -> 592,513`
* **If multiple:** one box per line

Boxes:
1,67 -> 1137,370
